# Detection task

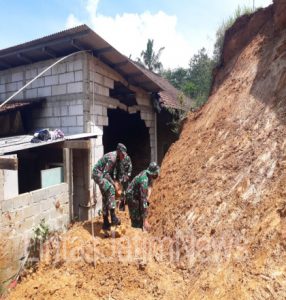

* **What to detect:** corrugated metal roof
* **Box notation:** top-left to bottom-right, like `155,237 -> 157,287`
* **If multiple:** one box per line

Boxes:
132,62 -> 193,109
0,133 -> 97,155
0,25 -> 161,92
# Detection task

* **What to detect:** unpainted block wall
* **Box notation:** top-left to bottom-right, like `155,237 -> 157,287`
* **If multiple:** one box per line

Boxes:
0,53 -> 86,135
0,183 -> 69,285
87,54 -> 157,164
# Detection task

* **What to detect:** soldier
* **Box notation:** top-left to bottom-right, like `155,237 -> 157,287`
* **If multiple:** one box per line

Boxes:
114,154 -> 132,211
92,143 -> 127,230
126,162 -> 160,230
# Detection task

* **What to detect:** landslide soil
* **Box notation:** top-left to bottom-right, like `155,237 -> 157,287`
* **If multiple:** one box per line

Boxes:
7,212 -> 188,300
149,3 -> 286,299
7,1 -> 286,299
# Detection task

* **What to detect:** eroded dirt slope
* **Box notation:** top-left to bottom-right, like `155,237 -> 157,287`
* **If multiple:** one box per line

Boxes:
149,2 -> 286,299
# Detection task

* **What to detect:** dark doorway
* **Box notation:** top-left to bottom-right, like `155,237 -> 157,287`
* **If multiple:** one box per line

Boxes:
103,109 -> 150,177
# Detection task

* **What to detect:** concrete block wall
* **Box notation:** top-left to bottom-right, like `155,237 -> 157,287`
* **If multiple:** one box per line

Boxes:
0,183 -> 69,285
0,53 -> 86,135
140,109 -> 157,162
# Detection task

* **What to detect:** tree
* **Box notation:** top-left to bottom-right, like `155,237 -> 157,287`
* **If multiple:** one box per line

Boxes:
163,67 -> 189,90
137,39 -> 165,73
187,48 -> 214,106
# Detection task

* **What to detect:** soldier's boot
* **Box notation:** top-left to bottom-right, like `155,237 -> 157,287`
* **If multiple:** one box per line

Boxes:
110,209 -> 121,226
102,215 -> 111,230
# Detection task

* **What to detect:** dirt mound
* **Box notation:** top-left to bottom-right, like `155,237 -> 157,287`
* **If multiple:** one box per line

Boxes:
7,212 -> 188,300
149,1 -> 286,299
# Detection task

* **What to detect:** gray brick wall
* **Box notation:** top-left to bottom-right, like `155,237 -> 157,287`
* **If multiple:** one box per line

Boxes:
0,183 -> 69,285
0,53 -> 86,135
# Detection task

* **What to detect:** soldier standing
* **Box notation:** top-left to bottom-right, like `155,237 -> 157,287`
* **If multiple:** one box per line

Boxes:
92,143 -> 127,230
126,162 -> 160,230
114,154 -> 132,211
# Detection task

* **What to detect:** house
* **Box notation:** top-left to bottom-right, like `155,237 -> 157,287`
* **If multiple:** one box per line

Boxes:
0,25 -> 190,284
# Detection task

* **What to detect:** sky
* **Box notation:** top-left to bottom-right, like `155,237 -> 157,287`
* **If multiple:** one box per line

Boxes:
0,0 -> 273,69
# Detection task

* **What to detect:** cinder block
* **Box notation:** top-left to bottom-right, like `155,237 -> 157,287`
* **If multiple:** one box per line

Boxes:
94,84 -> 109,97
26,88 -> 38,98
75,71 -> 83,82
103,77 -> 114,89
26,69 -> 37,80
102,106 -> 107,116
2,199 -> 14,212
76,116 -> 83,126
0,84 -> 6,93
53,106 -> 61,117
52,84 -> 67,96
38,66 -> 51,76
61,106 -> 68,115
38,86 -> 52,97
12,72 -> 23,82
13,193 -> 30,210
97,116 -> 108,126
44,75 -> 59,86
91,104 -> 102,115
6,82 -> 17,92
67,82 -> 83,94
52,63 -> 67,75
68,126 -> 83,134
69,104 -> 83,116
59,72 -> 75,84
46,117 -> 61,127
74,60 -> 83,71
31,78 -> 45,89
23,205 -> 38,219
93,73 -> 104,85
62,116 -> 74,127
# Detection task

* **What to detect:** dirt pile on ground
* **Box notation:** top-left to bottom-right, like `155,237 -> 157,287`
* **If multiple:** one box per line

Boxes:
149,1 -> 286,299
7,212 -> 188,300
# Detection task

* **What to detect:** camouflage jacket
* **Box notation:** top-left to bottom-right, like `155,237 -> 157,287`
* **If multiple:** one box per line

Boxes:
126,170 -> 150,218
114,155 -> 132,183
92,151 -> 118,185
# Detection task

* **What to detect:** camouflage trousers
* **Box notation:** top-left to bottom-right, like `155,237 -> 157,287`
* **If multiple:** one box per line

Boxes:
92,170 -> 116,217
126,193 -> 144,229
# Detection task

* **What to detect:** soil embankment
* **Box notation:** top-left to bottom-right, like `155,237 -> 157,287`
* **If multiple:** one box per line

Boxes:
8,1 -> 286,299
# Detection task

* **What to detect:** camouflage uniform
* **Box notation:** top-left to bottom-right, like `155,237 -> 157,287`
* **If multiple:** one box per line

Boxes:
126,170 -> 150,228
92,151 -> 117,216
114,155 -> 132,210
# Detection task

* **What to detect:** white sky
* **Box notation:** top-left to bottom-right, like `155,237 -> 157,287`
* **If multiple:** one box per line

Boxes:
65,0 -> 273,69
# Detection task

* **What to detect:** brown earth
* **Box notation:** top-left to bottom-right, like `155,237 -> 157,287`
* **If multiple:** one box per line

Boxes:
6,0 -> 286,299
7,212 -> 188,300
149,1 -> 286,298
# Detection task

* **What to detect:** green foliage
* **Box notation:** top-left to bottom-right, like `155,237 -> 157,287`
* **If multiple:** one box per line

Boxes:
163,48 -> 214,108
0,281 -> 4,296
187,48 -> 214,106
166,95 -> 189,134
32,219 -> 50,249
213,5 -> 256,65
137,39 -> 165,73
163,68 -> 189,90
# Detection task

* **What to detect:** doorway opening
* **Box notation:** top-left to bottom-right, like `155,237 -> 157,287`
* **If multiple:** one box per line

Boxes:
103,109 -> 150,177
